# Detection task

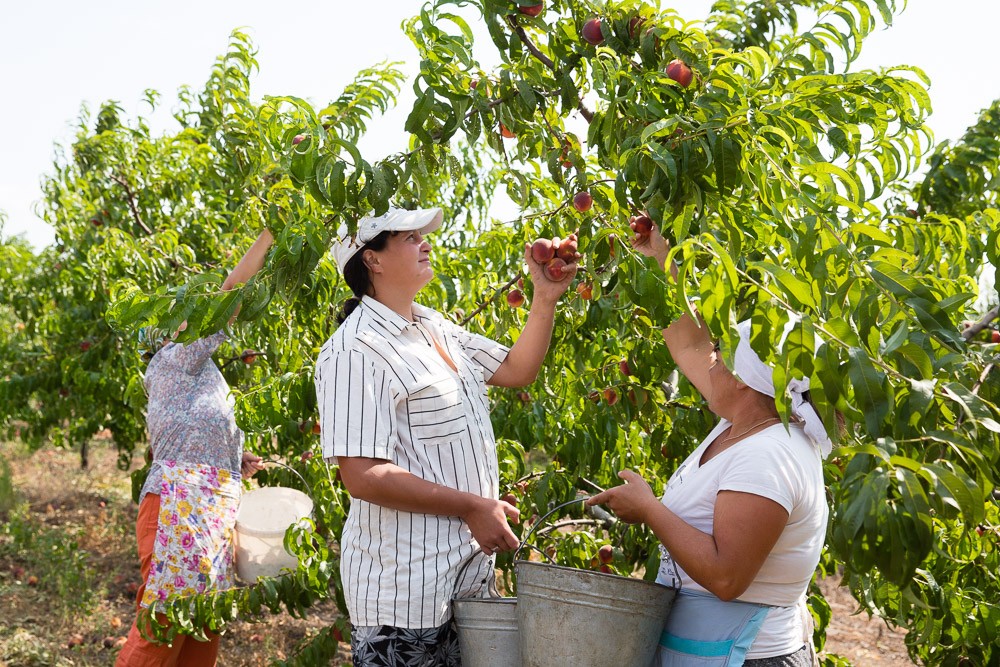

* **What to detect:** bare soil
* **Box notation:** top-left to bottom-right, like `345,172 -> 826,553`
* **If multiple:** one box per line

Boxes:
0,439 -> 914,666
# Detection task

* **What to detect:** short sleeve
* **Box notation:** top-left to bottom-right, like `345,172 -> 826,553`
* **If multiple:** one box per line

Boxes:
451,327 -> 510,383
716,436 -> 801,514
315,348 -> 399,463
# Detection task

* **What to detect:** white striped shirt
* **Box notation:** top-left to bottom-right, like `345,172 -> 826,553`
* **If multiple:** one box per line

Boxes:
315,296 -> 510,628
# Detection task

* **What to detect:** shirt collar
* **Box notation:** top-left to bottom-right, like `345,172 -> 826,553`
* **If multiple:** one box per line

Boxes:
359,295 -> 417,336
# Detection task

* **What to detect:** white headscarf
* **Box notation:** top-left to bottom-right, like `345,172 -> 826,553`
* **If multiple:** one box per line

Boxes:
732,320 -> 832,458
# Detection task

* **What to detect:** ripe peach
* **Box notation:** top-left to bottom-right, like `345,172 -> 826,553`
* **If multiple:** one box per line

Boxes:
543,257 -> 568,281
619,360 -> 631,376
582,18 -> 604,45
598,544 -> 613,564
292,134 -> 305,145
27,575 -> 38,586
628,16 -> 645,39
599,564 -> 612,574
555,235 -> 578,262
573,191 -> 593,212
242,350 -> 258,364
507,288 -> 526,308
666,59 -> 694,88
577,282 -> 593,300
530,238 -> 555,263
992,330 -> 1000,344
631,214 -> 653,236
516,390 -> 531,404
79,340 -> 92,352
518,2 -> 543,17
603,388 -> 619,405
500,123 -> 516,139
312,421 -> 322,435
501,493 -> 518,506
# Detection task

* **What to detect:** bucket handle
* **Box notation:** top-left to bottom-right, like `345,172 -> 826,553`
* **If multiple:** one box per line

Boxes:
259,459 -> 315,501
512,495 -> 682,591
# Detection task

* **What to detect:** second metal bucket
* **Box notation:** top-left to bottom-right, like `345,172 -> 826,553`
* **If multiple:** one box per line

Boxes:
453,596 -> 519,667
515,559 -> 677,667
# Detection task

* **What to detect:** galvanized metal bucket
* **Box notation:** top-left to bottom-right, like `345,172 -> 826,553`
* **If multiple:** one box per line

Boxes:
513,497 -> 679,667
452,555 -> 520,667
515,559 -> 677,666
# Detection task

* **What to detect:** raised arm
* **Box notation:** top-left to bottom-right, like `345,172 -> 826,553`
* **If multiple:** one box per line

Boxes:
630,219 -> 714,400
222,228 -> 274,323
488,239 -> 578,388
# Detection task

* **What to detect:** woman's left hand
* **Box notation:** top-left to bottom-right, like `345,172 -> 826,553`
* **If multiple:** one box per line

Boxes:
585,470 -> 660,524
241,453 -> 265,479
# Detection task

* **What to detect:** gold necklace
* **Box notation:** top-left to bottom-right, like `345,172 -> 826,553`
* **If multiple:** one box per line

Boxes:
718,416 -> 781,446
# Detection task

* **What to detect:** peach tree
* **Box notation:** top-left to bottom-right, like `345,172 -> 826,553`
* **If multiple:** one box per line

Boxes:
1,0 -> 999,664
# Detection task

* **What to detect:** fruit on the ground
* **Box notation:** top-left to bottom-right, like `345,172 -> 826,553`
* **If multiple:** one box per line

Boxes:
67,634 -> 85,648
11,565 -> 25,579
619,359 -> 631,376
250,633 -> 263,643
79,340 -> 92,352
27,575 -> 38,586
507,288 -> 526,308
577,282 -> 593,300
573,191 -> 593,212
603,388 -> 619,405
242,349 -> 258,364
530,238 -> 555,263
582,18 -> 604,45
598,544 -> 614,564
292,134 -> 305,145
666,59 -> 694,87
501,493 -> 518,506
500,123 -> 516,138
516,390 -> 531,404
631,214 -> 653,236
543,257 -> 568,281
518,2 -> 543,17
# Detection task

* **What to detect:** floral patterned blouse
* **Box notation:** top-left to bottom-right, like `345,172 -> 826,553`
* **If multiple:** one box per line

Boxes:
140,331 -> 243,504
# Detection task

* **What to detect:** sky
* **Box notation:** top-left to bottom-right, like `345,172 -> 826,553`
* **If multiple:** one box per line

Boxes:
2,1 -> 999,251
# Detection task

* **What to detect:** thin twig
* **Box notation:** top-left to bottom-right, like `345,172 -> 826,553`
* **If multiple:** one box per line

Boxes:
109,174 -> 154,236
508,16 -> 594,123
460,272 -> 523,327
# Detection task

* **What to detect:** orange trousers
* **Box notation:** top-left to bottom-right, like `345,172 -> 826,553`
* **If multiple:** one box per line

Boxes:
115,494 -> 221,667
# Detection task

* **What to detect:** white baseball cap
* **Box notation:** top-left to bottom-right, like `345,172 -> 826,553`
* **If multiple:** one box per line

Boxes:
332,207 -> 444,273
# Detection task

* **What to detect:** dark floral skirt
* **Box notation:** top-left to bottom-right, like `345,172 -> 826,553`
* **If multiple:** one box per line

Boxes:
351,622 -> 461,667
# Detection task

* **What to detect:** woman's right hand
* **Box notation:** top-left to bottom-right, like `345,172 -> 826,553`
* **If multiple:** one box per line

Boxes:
464,496 -> 520,556
629,215 -> 670,269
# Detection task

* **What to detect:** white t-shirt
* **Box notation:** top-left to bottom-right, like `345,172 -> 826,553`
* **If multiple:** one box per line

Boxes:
655,420 -> 828,659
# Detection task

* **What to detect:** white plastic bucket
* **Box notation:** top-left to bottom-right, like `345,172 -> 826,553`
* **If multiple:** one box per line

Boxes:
234,486 -> 313,582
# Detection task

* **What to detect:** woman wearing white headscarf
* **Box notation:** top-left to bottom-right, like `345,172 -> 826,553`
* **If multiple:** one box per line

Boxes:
587,220 -> 830,667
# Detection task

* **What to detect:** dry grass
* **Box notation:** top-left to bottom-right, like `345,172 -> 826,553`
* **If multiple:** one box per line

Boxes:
0,438 -> 914,666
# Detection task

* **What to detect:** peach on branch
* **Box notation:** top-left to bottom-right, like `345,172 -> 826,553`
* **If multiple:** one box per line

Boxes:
518,1 -> 543,17
619,359 -> 631,376
666,59 -> 694,88
516,390 -> 531,404
598,544 -> 614,564
573,191 -> 593,212
603,388 -> 619,405
500,123 -> 516,139
292,134 -> 306,145
576,281 -> 593,300
582,18 -> 604,45
241,349 -> 259,364
507,288 -> 526,308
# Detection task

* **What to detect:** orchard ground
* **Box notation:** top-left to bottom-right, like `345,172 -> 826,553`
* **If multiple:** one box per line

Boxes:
0,438 -> 910,666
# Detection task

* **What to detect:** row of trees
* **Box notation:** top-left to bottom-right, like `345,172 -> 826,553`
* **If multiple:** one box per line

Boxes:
2,0 -> 998,664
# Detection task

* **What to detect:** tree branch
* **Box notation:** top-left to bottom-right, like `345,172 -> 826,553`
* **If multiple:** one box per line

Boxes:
508,17 -> 594,123
109,174 -> 154,236
961,307 -> 999,342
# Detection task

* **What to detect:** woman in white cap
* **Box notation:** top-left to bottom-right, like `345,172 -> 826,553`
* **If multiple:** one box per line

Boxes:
314,207 -> 577,666
587,220 -> 830,667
